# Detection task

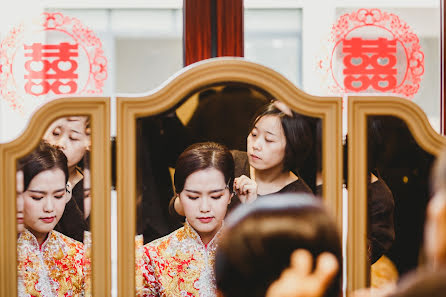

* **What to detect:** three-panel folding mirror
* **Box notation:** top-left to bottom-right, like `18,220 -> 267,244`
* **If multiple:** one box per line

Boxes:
1,59 -> 444,296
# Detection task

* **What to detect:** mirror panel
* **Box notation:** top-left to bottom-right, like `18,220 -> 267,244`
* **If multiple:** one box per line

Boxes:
0,97 -> 110,297
365,116 -> 435,288
347,95 -> 446,292
16,116 -> 92,296
117,59 -> 342,296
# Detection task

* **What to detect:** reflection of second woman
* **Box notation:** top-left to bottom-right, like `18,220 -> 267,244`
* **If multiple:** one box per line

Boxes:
231,101 -> 313,206
43,116 -> 91,242
137,142 -> 234,297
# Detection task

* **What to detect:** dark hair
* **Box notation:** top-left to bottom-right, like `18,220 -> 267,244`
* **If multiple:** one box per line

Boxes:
19,141 -> 69,191
249,102 -> 313,172
174,142 -> 235,194
215,193 -> 342,297
83,150 -> 90,171
366,116 -> 387,175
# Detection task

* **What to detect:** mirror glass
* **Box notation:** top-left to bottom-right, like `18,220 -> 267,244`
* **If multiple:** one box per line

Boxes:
16,116 -> 91,296
365,115 -> 435,288
134,82 -> 321,295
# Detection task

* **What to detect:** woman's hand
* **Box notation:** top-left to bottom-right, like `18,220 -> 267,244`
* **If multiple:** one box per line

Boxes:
233,175 -> 258,203
273,100 -> 293,116
266,249 -> 339,297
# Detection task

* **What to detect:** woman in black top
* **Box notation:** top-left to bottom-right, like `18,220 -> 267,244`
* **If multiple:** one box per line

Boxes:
230,101 -> 313,207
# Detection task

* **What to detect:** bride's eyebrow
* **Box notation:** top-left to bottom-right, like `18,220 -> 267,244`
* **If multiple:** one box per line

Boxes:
209,189 -> 225,193
28,190 -> 46,194
184,188 -> 225,194
28,188 -> 65,194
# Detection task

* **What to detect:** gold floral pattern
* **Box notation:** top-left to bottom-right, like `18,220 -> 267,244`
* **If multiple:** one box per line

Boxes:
83,231 -> 92,297
135,234 -> 145,292
136,221 -> 222,297
17,229 -> 87,297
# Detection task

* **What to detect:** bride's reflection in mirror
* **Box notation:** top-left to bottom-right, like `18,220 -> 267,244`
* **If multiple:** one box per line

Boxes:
16,141 -> 87,296
136,142 -> 234,296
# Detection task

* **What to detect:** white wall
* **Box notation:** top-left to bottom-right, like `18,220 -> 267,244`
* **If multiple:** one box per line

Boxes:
0,0 -> 442,141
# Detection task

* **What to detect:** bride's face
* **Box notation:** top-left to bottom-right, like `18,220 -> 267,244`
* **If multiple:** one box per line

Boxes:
22,168 -> 68,243
179,167 -> 231,245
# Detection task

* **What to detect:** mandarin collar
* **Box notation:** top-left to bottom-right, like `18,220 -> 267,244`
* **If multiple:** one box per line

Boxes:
18,229 -> 57,251
184,219 -> 224,250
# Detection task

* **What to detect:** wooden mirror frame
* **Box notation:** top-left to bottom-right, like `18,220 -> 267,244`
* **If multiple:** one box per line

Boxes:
117,58 -> 343,296
347,96 -> 446,292
0,97 -> 111,297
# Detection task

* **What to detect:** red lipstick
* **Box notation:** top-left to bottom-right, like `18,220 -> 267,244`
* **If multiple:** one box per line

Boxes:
40,216 -> 56,223
198,217 -> 213,223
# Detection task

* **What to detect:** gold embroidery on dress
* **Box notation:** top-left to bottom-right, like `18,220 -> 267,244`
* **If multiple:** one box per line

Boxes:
17,229 -> 86,297
138,221 -> 223,297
